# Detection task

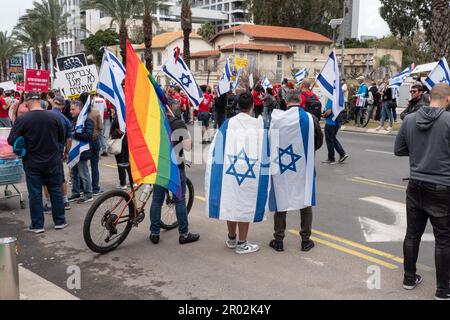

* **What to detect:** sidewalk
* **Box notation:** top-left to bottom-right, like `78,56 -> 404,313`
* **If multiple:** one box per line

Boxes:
320,123 -> 399,136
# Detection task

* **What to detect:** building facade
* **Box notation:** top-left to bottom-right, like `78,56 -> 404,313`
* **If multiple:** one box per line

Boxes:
336,48 -> 403,80
192,0 -> 247,32
341,0 -> 360,40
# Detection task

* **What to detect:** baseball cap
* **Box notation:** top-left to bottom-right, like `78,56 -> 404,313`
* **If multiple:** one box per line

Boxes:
27,92 -> 41,100
356,76 -> 365,80
53,95 -> 65,105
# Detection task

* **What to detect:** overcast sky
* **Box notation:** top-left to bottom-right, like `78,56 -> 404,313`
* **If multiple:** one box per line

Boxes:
1,0 -> 391,38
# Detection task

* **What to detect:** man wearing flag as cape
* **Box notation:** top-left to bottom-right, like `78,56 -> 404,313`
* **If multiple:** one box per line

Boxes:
125,40 -> 199,245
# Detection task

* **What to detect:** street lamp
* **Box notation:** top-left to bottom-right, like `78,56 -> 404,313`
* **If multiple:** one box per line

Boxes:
329,19 -> 344,48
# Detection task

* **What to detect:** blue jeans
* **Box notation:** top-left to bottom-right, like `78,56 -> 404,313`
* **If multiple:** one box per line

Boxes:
0,118 -> 11,127
325,124 -> 346,162
150,166 -> 188,236
90,139 -> 101,193
99,126 -> 108,153
24,165 -> 65,229
71,160 -> 93,199
380,102 -> 394,127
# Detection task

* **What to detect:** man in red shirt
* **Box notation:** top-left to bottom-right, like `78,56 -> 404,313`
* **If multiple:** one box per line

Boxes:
0,88 -> 12,127
198,85 -> 213,144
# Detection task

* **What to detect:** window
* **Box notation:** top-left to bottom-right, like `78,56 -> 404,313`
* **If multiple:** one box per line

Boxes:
304,46 -> 311,54
320,47 -> 325,54
213,59 -> 218,72
157,52 -> 162,66
195,60 -> 199,72
225,3 -> 229,11
277,55 -> 283,69
204,59 -> 208,71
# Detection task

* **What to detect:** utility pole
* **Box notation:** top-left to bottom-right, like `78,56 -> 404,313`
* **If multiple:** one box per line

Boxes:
341,0 -> 346,78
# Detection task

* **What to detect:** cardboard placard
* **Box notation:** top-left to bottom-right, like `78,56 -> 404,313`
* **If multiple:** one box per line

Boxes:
57,53 -> 88,71
24,69 -> 51,92
55,65 -> 99,99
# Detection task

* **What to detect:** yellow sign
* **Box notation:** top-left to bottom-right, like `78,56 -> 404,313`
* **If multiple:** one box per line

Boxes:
234,58 -> 248,69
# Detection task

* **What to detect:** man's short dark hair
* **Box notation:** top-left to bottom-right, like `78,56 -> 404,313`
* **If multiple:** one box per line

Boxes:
0,88 -> 4,95
411,84 -> 423,92
238,92 -> 254,112
200,85 -> 207,93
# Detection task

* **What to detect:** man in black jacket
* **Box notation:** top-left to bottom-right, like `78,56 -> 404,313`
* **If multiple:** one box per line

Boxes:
68,100 -> 94,204
8,92 -> 66,233
270,89 -> 324,253
395,84 -> 450,300
400,84 -> 427,120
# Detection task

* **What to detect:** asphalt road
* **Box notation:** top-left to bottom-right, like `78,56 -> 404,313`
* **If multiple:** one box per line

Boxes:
0,129 -> 439,300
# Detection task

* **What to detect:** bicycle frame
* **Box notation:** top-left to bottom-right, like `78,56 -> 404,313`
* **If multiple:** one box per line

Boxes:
111,184 -> 149,225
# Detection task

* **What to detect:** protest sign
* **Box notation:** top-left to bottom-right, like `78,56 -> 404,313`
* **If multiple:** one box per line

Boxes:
16,82 -> 25,91
55,65 -> 99,99
57,53 -> 88,71
0,81 -> 16,91
24,69 -> 51,92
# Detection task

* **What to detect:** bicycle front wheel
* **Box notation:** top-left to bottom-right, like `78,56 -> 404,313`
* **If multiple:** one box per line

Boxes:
160,178 -> 195,231
83,190 -> 136,254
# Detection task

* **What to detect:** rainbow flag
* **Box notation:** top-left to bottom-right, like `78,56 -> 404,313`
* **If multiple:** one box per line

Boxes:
124,40 -> 181,197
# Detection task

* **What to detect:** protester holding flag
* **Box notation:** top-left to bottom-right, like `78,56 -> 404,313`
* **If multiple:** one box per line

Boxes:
425,58 -> 450,90
8,92 -> 66,233
205,92 -> 269,255
198,85 -> 213,144
68,99 -> 94,204
269,89 -> 323,252
323,99 -> 349,165
400,84 -> 427,120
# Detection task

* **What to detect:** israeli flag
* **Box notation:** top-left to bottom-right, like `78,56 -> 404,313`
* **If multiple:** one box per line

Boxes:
232,68 -> 242,94
68,99 -> 91,169
389,64 -> 414,90
316,49 -> 344,121
425,58 -> 450,90
205,113 -> 270,223
162,47 -> 203,107
98,49 -> 126,132
218,58 -> 232,96
295,68 -> 307,84
268,108 -> 316,212
261,76 -> 272,91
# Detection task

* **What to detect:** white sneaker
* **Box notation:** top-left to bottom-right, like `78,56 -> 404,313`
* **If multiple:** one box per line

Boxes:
55,223 -> 68,230
226,239 -> 237,249
376,126 -> 383,131
26,227 -> 45,234
235,242 -> 260,255
118,185 -> 127,190
387,127 -> 393,131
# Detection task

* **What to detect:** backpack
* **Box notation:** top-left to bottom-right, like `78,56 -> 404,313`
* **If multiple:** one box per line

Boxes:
367,90 -> 375,105
304,93 -> 322,120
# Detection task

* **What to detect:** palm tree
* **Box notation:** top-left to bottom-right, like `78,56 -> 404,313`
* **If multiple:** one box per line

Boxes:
0,31 -> 22,81
181,0 -> 192,68
25,0 -> 68,76
141,0 -> 159,72
377,54 -> 400,79
431,0 -> 450,61
13,21 -> 43,70
81,0 -> 139,65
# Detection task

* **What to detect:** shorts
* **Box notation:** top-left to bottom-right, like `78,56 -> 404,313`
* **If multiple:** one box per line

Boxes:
198,112 -> 210,127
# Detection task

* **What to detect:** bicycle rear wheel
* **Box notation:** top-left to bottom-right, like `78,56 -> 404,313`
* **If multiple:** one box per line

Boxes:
160,178 -> 195,231
83,190 -> 135,254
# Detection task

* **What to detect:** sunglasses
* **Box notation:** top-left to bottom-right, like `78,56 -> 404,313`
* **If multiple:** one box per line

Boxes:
410,90 -> 419,94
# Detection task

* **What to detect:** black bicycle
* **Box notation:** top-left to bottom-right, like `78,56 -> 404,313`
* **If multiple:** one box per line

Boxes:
83,177 -> 194,254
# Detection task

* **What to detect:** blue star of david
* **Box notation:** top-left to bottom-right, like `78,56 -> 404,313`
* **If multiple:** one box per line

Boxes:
226,149 -> 257,186
180,73 -> 192,87
439,77 -> 448,83
274,145 -> 302,174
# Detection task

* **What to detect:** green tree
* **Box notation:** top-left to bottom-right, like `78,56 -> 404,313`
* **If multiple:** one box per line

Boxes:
198,22 -> 216,41
181,0 -> 192,68
25,0 -> 69,76
82,29 -> 120,65
0,31 -> 22,81
81,0 -> 139,65
243,0 -> 344,37
14,20 -> 44,70
431,0 -> 450,61
379,0 -> 432,41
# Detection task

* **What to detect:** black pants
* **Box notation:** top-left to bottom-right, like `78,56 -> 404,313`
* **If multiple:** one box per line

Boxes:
115,137 -> 134,187
216,111 -> 226,129
274,207 -> 313,242
404,180 -> 450,295
254,105 -> 263,118
325,125 -> 346,162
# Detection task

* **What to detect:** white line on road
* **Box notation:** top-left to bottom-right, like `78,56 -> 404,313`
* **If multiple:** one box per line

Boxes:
365,149 -> 394,155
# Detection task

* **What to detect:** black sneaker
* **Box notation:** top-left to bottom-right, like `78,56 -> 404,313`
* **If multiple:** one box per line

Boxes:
64,202 -> 71,211
68,195 -> 81,203
179,233 -> 200,245
339,154 -> 350,163
93,190 -> 104,196
149,234 -> 160,245
301,240 -> 315,252
403,275 -> 423,290
101,152 -> 109,157
77,197 -> 94,204
435,290 -> 450,300
269,240 -> 284,252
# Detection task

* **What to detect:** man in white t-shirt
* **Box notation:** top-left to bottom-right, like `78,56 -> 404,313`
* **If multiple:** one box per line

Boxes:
92,93 -> 108,156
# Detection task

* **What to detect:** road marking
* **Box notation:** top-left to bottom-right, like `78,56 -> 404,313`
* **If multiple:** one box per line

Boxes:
365,149 -> 394,155
288,230 -> 398,270
359,196 -> 434,243
350,177 -> 407,191
102,163 -> 118,169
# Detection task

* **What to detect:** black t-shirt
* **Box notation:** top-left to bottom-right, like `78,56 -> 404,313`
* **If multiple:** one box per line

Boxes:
8,110 -> 65,169
169,117 -> 190,167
